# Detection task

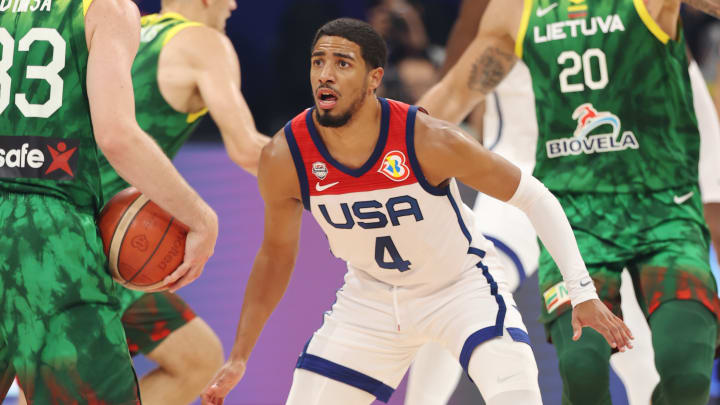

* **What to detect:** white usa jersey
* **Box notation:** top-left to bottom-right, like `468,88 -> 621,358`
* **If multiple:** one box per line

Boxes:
284,97 -> 504,287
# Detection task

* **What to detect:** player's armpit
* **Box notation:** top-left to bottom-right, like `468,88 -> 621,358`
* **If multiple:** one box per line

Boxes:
412,112 -> 521,201
682,0 -> 720,18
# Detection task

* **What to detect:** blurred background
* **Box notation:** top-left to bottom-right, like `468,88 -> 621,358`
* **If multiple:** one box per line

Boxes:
6,1 -> 720,404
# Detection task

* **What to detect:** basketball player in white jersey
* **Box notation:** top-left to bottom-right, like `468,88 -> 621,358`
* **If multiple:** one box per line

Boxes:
405,1 -> 720,404
200,18 -> 631,405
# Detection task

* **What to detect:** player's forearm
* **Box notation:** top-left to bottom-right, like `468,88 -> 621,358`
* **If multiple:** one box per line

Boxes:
419,41 -> 515,124
683,0 -> 720,18
507,172 -> 598,306
221,125 -> 265,177
97,125 -> 216,231
228,248 -> 296,363
419,80 -> 482,124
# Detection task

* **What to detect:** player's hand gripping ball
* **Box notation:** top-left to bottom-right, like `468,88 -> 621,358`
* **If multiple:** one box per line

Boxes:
98,187 -> 188,291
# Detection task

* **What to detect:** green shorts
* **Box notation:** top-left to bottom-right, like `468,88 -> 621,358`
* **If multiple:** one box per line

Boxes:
538,186 -> 720,339
0,193 -> 139,404
119,289 -> 196,356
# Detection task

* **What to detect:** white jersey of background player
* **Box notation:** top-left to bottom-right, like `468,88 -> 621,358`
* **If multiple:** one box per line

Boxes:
405,59 -> 720,405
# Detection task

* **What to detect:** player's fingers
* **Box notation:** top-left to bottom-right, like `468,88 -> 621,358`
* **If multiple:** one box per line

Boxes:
614,317 -> 633,349
592,322 -> 616,348
604,319 -> 625,351
618,316 -> 634,340
571,315 -> 583,341
170,262 -> 205,292
164,262 -> 191,286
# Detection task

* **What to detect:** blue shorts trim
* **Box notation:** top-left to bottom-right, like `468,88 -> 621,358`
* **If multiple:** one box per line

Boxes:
459,327 -> 532,377
295,353 -> 394,402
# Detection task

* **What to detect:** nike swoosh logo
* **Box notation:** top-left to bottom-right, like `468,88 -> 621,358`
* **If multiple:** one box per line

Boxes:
315,181 -> 339,192
537,2 -> 558,17
673,191 -> 694,205
580,279 -> 592,287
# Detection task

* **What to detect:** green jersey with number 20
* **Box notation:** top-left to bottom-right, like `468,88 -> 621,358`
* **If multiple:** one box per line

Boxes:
517,0 -> 698,193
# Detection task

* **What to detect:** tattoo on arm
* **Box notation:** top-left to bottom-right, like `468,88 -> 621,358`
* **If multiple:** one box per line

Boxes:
684,0 -> 720,18
467,47 -> 516,93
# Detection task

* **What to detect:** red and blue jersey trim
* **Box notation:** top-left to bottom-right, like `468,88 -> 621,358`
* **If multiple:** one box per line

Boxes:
284,98 -> 423,210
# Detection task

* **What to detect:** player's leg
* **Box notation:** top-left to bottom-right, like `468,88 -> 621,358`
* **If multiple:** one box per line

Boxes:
650,300 -> 715,405
404,342 -> 462,405
425,258 -> 541,404
608,270 -> 659,405
549,311 -> 612,405
286,368 -> 377,405
0,193 -> 140,403
632,221 -> 720,405
541,255 -> 622,405
467,332 -> 542,405
288,271 -> 421,404
121,291 -> 223,405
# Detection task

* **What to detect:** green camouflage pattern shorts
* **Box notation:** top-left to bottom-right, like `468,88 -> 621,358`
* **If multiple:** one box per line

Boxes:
119,289 -> 196,356
0,193 -> 140,404
538,186 -> 720,340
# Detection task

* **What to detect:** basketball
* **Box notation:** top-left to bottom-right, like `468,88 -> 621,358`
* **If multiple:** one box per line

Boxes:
98,187 -> 189,291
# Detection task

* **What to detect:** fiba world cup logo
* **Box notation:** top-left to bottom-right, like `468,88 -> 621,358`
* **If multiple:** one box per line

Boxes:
378,150 -> 410,182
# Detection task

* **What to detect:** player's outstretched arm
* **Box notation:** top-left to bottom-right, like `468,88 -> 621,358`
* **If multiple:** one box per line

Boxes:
413,113 -> 634,350
417,0 -> 521,124
202,133 -> 303,405
84,0 -> 218,291
178,27 -> 268,176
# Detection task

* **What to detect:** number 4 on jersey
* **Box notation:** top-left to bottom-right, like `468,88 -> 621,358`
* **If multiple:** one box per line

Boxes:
375,236 -> 411,272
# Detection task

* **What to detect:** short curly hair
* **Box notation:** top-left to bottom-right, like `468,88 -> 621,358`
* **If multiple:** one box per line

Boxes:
311,18 -> 388,70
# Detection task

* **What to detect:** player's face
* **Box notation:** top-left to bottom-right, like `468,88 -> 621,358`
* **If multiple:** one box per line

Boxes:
207,0 -> 236,31
310,36 -> 377,128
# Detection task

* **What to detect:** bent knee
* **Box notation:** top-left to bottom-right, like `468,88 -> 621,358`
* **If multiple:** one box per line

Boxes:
149,318 -> 224,379
657,372 -> 710,404
557,347 -> 608,399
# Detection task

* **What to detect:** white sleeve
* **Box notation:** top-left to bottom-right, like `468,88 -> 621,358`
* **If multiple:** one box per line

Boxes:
507,172 -> 598,306
689,61 -> 720,203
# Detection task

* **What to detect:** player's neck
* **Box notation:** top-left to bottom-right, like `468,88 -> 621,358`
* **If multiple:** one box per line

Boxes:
314,96 -> 382,169
159,5 -> 203,24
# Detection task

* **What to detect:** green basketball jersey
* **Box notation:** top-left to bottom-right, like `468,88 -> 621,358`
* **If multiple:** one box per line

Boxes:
517,0 -> 698,193
98,12 -> 207,202
0,0 -> 104,213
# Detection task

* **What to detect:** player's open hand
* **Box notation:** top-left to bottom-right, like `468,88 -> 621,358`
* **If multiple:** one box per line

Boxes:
164,208 -> 218,292
571,299 -> 634,351
202,359 -> 247,405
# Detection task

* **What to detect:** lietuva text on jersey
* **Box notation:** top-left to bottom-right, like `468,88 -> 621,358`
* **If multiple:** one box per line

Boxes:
284,98 -> 502,287
533,15 -> 625,43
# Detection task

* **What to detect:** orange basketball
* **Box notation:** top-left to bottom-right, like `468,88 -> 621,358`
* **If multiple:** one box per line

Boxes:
98,187 -> 188,291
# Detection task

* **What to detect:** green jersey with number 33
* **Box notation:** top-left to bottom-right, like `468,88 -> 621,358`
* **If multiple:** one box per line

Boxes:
517,0 -> 698,193
0,0 -> 104,213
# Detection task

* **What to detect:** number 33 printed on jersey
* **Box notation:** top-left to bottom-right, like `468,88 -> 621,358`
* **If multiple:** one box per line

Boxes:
0,27 -> 65,118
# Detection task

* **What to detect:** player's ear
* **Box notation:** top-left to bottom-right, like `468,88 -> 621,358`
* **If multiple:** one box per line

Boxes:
368,67 -> 384,94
